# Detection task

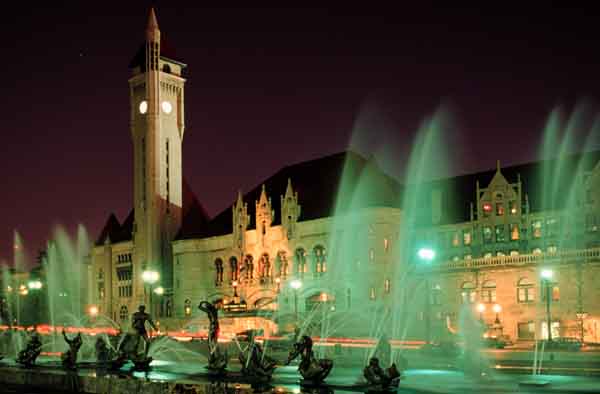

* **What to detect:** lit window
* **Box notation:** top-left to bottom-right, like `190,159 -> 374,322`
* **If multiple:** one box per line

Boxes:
461,282 -> 476,304
384,238 -> 390,252
532,248 -> 542,255
546,218 -> 559,237
509,201 -> 518,215
482,202 -> 492,216
496,251 -> 505,257
496,202 -> 504,216
452,256 -> 460,262
547,245 -> 557,254
464,254 -> 472,260
586,214 -> 598,232
384,279 -> 391,293
495,225 -> 505,242
517,278 -> 535,303
532,220 -> 542,238
452,232 -> 460,247
484,252 -> 492,259
119,305 -> 128,321
369,287 -> 376,300
463,230 -> 472,246
184,299 -> 192,317
510,250 -> 519,256
483,226 -> 493,243
481,280 -> 497,303
511,224 -> 520,241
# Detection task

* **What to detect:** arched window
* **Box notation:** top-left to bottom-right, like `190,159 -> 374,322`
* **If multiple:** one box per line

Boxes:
229,257 -> 238,281
431,284 -> 442,305
165,299 -> 172,318
162,64 -> 171,73
184,299 -> 192,317
119,305 -> 128,322
461,282 -> 476,304
259,254 -> 271,280
384,278 -> 391,293
243,255 -> 254,279
214,258 -> 224,285
481,280 -> 496,303
517,277 -> 535,303
98,268 -> 104,280
295,248 -> 306,278
276,251 -> 288,278
313,245 -> 326,275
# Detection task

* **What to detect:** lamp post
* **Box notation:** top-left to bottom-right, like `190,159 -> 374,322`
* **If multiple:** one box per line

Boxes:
232,280 -> 238,298
576,311 -> 588,344
142,270 -> 159,317
493,303 -> 502,325
417,247 -> 435,344
27,280 -> 43,325
290,279 -> 302,322
541,269 -> 554,342
477,303 -> 486,324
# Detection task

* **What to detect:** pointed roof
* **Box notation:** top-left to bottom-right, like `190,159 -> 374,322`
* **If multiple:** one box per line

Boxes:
176,151 -> 401,240
174,179 -> 211,239
146,7 -> 159,32
95,214 -> 121,245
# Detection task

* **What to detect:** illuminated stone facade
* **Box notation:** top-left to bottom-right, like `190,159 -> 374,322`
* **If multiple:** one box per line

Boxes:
412,159 -> 600,343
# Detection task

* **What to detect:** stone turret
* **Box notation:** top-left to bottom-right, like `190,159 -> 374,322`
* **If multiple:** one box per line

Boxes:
281,178 -> 301,239
256,185 -> 274,246
232,191 -> 250,251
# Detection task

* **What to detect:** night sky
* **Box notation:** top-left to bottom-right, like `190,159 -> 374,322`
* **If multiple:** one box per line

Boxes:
3,4 -> 600,265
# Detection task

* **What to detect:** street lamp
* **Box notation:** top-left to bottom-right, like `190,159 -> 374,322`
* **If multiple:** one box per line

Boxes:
290,279 -> 302,322
143,270 -> 160,317
541,268 -> 554,342
153,286 -> 165,296
417,247 -> 435,344
477,303 -> 486,323
232,281 -> 238,298
493,303 -> 502,325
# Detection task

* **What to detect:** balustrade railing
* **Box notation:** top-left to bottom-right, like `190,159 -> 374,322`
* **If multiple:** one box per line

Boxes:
436,247 -> 600,270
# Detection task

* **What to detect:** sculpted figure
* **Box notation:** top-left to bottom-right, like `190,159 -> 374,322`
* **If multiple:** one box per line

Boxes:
198,300 -> 227,372
286,335 -> 333,383
16,328 -> 43,367
61,330 -> 83,370
239,331 -> 276,379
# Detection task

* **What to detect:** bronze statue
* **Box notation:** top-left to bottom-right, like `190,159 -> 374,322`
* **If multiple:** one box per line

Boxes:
61,330 -> 83,370
131,305 -> 157,356
286,335 -> 333,383
95,336 -> 115,366
363,357 -> 400,389
198,300 -> 227,372
16,328 -> 43,367
239,331 -> 276,379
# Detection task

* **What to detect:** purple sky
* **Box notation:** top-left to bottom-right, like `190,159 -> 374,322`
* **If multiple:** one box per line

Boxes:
2,4 -> 600,265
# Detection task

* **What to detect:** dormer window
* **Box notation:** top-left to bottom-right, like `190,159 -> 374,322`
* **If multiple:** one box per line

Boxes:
509,201 -> 517,215
482,202 -> 492,216
496,202 -> 504,216
494,191 -> 504,200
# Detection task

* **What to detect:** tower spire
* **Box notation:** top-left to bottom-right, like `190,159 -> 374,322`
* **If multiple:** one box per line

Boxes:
146,7 -> 159,32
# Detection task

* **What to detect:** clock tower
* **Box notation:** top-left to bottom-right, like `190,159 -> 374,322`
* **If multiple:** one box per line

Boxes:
128,8 -> 186,298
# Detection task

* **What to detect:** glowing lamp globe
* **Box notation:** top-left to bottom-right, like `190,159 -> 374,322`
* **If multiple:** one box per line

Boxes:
290,279 -> 302,289
541,269 -> 554,280
418,248 -> 436,261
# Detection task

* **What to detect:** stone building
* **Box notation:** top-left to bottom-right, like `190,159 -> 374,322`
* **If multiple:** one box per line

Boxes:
89,9 -> 600,343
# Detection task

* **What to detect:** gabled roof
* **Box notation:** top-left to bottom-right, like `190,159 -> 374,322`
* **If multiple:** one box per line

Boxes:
417,149 -> 600,226
175,179 -> 211,239
176,151 -> 402,240
95,213 -> 121,245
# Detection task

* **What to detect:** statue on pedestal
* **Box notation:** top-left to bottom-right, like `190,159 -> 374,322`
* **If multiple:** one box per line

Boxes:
16,328 -> 42,367
286,335 -> 333,384
363,357 -> 400,389
198,300 -> 227,373
61,330 -> 82,370
239,331 -> 276,379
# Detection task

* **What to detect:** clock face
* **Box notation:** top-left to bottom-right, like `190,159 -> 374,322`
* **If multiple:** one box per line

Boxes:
139,100 -> 148,114
161,101 -> 172,114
